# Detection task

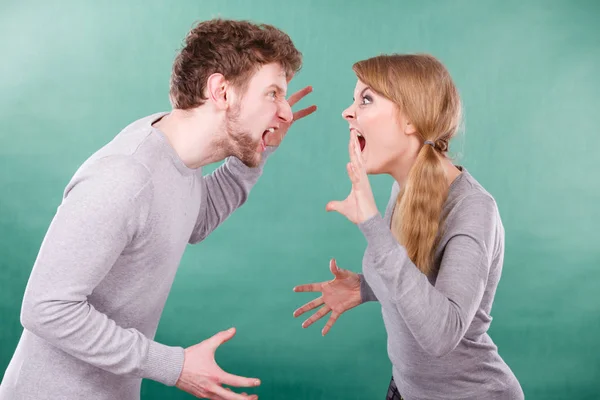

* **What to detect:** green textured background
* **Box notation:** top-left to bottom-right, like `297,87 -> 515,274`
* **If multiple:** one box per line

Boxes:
1,0 -> 599,399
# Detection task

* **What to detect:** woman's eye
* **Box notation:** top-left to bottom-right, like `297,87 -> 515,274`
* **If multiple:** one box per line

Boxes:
361,95 -> 372,105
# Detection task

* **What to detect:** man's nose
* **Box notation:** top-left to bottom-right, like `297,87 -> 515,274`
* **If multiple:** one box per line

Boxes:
278,100 -> 293,123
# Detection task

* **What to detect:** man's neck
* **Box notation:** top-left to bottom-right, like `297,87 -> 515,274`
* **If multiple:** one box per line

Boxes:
152,108 -> 228,169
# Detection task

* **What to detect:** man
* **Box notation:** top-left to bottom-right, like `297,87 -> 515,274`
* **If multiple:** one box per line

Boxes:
0,18 -> 316,400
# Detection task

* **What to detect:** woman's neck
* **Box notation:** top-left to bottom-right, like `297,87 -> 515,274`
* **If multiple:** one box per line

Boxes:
390,154 -> 462,188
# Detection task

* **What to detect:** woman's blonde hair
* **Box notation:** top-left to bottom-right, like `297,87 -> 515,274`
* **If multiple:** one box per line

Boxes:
353,54 -> 462,275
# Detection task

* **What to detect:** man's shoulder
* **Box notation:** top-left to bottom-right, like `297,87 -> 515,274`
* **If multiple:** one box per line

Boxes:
66,154 -> 153,202
116,112 -> 168,136
68,112 -> 170,191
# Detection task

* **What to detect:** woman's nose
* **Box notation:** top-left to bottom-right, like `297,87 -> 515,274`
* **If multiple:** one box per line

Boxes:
342,104 -> 355,120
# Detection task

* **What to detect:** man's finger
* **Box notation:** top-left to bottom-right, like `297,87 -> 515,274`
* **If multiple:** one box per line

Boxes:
292,105 -> 317,121
287,85 -> 313,106
224,388 -> 253,398
293,297 -> 324,318
219,371 -> 261,388
302,305 -> 331,328
211,383 -> 257,400
293,283 -> 322,293
322,311 -> 341,336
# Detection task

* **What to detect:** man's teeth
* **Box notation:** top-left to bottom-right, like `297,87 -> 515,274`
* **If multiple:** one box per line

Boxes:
267,127 -> 275,133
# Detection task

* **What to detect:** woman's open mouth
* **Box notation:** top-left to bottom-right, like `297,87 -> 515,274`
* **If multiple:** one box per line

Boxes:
356,132 -> 366,151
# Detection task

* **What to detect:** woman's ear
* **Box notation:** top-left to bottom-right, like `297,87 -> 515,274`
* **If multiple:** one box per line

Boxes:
404,120 -> 417,136
396,110 -> 418,136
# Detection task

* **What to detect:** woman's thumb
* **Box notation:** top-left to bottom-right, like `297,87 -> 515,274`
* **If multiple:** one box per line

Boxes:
330,258 -> 347,278
326,200 -> 343,213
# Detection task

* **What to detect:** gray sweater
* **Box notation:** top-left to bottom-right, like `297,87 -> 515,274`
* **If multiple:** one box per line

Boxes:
357,169 -> 524,400
0,113 -> 274,400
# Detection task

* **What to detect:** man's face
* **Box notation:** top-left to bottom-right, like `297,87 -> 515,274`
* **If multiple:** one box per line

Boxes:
225,63 -> 293,167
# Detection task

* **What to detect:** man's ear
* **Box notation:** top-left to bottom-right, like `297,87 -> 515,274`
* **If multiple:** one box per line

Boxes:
206,73 -> 229,110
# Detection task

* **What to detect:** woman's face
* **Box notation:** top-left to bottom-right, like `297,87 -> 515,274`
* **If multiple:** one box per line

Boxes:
342,79 -> 417,175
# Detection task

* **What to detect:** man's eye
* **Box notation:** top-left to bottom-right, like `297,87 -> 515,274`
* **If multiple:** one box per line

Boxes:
268,91 -> 277,99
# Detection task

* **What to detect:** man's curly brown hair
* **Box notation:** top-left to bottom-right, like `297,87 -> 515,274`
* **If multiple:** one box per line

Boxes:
169,18 -> 303,110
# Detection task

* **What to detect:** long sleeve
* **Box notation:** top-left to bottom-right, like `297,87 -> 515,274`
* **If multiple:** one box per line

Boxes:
20,156 -> 185,386
358,273 -> 378,302
189,146 -> 276,244
357,193 -> 498,358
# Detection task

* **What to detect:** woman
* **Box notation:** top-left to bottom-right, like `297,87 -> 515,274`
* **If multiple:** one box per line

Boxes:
293,54 -> 524,400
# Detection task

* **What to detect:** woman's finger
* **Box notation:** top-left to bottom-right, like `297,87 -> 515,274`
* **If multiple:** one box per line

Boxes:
293,297 -> 324,318
302,305 -> 331,328
351,130 -> 365,170
322,311 -> 341,336
347,162 -> 359,185
293,283 -> 323,293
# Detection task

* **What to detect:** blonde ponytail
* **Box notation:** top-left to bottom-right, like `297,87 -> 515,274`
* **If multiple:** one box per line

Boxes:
391,143 -> 448,274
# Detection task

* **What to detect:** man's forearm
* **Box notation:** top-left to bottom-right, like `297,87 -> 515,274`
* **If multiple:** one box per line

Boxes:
189,146 -> 277,244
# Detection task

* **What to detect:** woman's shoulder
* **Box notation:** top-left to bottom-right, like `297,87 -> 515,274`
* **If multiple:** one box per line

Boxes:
443,167 -> 503,234
447,167 -> 498,208
385,167 -> 503,228
440,167 -> 505,262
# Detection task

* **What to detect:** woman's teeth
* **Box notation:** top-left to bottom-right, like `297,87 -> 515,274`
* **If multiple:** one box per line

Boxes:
356,132 -> 366,151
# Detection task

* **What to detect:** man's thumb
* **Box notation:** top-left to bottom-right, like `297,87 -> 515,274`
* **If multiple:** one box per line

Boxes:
211,327 -> 236,348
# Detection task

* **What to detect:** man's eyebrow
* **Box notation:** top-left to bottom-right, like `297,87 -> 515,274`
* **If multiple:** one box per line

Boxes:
267,84 -> 286,95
